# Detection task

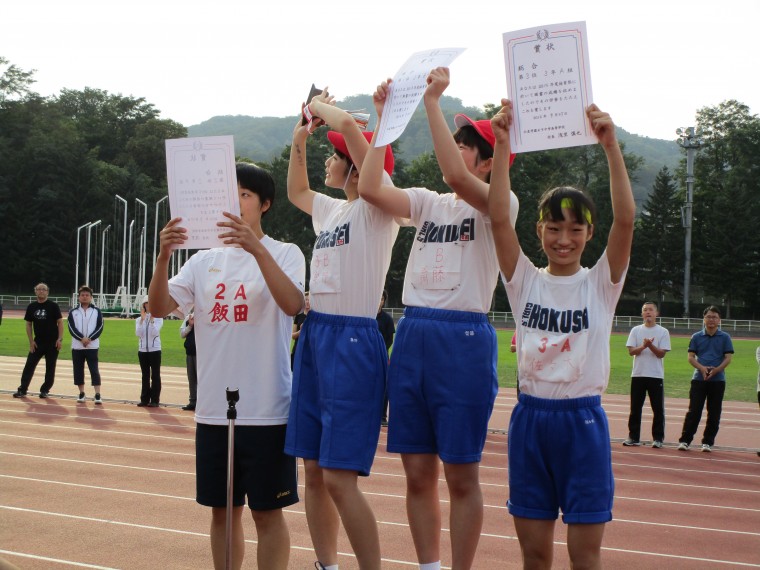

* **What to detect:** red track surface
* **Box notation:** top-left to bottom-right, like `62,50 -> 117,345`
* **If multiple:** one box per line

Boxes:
1,356 -> 759,569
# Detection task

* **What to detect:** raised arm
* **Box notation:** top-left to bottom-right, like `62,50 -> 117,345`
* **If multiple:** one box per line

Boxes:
309,93 -> 370,172
587,104 -> 636,284
357,78 -> 411,219
148,217 -> 183,318
488,100 -> 521,280
424,67 -> 489,212
287,116 -> 318,215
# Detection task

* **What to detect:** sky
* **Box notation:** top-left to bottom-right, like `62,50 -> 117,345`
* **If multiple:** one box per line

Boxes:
3,0 -> 758,141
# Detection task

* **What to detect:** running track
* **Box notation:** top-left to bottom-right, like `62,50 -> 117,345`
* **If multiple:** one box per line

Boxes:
1,356 -> 758,569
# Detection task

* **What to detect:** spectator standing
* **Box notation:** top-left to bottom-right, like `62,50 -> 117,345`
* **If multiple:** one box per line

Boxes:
623,301 -> 671,448
290,292 -> 309,370
376,290 -> 395,426
136,295 -> 163,407
678,306 -> 734,452
180,312 -> 197,411
68,285 -> 104,404
14,283 -> 63,398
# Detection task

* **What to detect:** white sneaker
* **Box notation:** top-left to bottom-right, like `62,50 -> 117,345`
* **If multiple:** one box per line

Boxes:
622,439 -> 640,446
652,440 -> 663,449
77,393 -> 86,403
677,442 -> 690,451
701,444 -> 712,452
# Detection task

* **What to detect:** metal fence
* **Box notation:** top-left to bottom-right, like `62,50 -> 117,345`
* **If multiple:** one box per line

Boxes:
3,296 -> 760,335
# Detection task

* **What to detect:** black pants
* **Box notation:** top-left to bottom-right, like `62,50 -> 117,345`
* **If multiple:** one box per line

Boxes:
627,376 -> 665,441
679,380 -> 726,446
72,349 -> 101,386
138,351 -> 162,404
186,354 -> 197,404
19,342 -> 59,393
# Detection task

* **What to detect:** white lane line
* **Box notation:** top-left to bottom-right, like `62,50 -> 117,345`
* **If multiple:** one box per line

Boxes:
0,549 -> 119,569
1,433 -> 194,457
0,451 -> 194,476
0,414 -> 195,445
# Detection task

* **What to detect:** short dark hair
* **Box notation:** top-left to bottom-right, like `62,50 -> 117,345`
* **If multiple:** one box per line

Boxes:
453,125 -> 493,183
537,186 -> 596,228
333,148 -> 354,176
78,285 -> 93,294
236,163 -> 275,217
703,305 -> 721,317
642,301 -> 658,310
453,125 -> 493,162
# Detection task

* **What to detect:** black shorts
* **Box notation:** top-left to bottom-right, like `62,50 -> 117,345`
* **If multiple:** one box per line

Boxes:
196,423 -> 299,511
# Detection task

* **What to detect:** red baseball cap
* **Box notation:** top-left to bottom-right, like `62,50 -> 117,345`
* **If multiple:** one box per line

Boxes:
327,131 -> 395,176
454,114 -> 516,166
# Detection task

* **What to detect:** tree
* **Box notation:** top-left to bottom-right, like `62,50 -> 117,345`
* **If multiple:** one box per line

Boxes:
0,56 -> 36,103
628,166 -> 683,304
689,100 -> 760,318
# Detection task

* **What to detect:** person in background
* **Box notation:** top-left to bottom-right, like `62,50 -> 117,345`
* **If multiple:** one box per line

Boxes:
291,292 -> 309,370
180,311 -> 197,411
678,306 -> 734,452
136,295 -> 163,407
623,301 -> 670,448
14,283 -> 63,399
68,285 -> 105,404
376,289 -> 395,427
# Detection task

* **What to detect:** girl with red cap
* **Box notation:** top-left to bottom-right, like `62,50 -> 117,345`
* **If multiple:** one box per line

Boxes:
359,68 -> 518,570
285,90 -> 399,570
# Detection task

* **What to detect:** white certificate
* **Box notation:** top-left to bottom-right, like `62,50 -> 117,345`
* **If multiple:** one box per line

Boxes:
165,135 -> 239,250
374,47 -> 466,147
503,21 -> 595,153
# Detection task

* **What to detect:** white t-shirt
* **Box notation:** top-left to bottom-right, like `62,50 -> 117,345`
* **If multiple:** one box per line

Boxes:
505,250 -> 627,399
626,323 -> 671,378
402,188 -> 515,314
309,193 -> 398,318
168,238 -> 306,426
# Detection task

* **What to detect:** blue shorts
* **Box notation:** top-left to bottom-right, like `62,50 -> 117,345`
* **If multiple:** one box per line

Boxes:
284,311 -> 387,476
195,423 -> 298,511
507,394 -> 614,524
386,307 -> 498,464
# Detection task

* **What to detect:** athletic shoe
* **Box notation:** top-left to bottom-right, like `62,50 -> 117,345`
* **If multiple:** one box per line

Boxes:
622,439 -> 640,446
137,402 -> 149,407
677,442 -> 690,451
39,392 -> 49,399
148,402 -> 159,408
77,393 -> 86,403
314,563 -> 327,570
701,444 -> 712,452
181,404 -> 195,411
652,440 -> 663,449
94,393 -> 102,405
12,390 -> 27,398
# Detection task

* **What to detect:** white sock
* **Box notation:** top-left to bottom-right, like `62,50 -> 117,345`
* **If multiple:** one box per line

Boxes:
324,565 -> 339,570
420,563 -> 441,570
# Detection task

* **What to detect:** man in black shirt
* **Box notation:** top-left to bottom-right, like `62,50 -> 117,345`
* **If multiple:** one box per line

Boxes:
14,283 -> 63,398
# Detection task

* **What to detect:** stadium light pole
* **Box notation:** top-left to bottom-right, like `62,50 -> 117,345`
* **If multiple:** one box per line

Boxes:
115,195 -> 128,289
153,195 -> 168,274
75,222 -> 91,296
676,127 -> 703,319
85,220 -> 101,287
135,198 -> 148,291
99,225 -> 111,307
126,219 -> 135,314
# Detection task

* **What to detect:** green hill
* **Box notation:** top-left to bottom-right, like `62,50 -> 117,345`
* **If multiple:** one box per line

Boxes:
187,95 -> 681,203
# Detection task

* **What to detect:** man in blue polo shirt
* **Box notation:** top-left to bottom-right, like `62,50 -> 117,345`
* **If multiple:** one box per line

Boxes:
678,306 -> 734,452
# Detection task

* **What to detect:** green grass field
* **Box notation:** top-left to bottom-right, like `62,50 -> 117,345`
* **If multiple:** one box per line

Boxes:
1,317 -> 757,402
